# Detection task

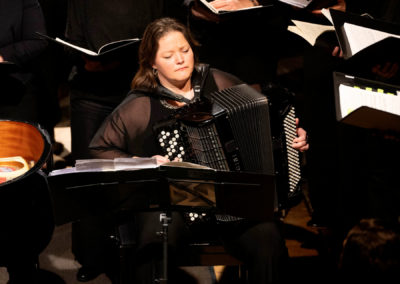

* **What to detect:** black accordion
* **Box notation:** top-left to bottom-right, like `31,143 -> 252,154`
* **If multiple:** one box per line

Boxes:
154,84 -> 302,210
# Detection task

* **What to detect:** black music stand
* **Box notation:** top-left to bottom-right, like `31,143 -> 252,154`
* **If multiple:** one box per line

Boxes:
47,164 -> 276,284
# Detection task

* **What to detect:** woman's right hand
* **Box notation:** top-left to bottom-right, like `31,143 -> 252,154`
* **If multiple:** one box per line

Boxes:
191,1 -> 220,22
151,155 -> 171,165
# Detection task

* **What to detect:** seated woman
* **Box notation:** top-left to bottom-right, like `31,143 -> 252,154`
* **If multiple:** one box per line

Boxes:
89,17 -> 309,284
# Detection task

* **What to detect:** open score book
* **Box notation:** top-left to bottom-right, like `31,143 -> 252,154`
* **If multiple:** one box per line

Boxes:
288,8 -> 400,58
37,32 -> 140,57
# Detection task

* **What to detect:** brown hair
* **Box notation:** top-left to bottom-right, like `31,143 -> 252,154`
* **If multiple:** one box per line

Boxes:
131,17 -> 199,90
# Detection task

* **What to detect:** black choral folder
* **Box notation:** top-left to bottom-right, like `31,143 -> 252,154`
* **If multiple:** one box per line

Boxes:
333,71 -> 400,132
36,32 -> 141,59
328,9 -> 400,59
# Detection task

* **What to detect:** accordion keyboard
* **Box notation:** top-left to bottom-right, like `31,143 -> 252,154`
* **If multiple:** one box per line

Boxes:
282,106 -> 301,196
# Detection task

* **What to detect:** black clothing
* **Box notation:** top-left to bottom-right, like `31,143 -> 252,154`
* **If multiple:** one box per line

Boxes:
90,66 -> 242,158
65,0 -> 187,162
89,65 -> 288,284
0,0 -> 47,122
184,0 -> 289,85
301,1 -> 400,243
65,0 -> 187,275
0,0 -> 47,71
65,0 -> 186,106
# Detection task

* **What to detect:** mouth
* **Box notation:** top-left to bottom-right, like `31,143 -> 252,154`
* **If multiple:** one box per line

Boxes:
176,66 -> 188,72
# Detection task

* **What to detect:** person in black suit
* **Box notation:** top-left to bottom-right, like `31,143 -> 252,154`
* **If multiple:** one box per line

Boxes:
0,0 -> 47,125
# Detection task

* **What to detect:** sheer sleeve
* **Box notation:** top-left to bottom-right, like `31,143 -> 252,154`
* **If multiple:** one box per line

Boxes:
210,68 -> 243,90
89,96 -> 151,159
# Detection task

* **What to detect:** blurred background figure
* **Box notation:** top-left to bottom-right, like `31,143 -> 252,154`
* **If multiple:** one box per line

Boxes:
0,0 -> 47,125
339,218 -> 400,282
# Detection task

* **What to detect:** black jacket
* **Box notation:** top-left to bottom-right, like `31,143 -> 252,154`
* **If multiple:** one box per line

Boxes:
0,0 -> 47,83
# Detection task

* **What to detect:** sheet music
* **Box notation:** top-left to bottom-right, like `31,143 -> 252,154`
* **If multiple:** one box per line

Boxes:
49,157 -> 158,176
338,84 -> 400,119
343,23 -> 400,57
278,0 -> 312,8
321,8 -> 333,24
288,20 -> 334,45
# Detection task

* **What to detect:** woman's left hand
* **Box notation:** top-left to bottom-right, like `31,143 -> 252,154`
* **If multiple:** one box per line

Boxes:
292,118 -> 309,152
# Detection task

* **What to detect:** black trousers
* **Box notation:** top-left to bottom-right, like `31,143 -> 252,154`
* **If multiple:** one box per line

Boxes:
130,211 -> 288,284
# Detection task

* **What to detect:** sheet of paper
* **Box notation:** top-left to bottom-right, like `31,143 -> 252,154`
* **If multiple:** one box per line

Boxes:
343,23 -> 400,57
289,20 -> 334,45
338,84 -> 400,119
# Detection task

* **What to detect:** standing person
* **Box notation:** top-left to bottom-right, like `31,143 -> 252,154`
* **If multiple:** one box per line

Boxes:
89,17 -> 309,284
184,0 -> 290,91
0,0 -> 47,124
63,1 -> 186,281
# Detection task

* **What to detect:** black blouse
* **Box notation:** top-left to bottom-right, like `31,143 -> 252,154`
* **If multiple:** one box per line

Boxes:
89,66 -> 242,159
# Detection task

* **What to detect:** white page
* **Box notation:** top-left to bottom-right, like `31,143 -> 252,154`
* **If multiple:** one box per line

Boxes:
278,0 -> 312,8
55,37 -> 98,56
343,23 -> 400,57
339,84 -> 400,119
289,20 -> 334,45
321,8 -> 333,24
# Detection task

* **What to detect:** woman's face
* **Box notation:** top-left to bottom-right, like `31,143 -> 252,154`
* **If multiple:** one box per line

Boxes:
152,31 -> 194,90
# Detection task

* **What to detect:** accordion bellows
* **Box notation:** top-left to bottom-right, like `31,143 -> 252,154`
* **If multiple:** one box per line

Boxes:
155,84 -> 301,209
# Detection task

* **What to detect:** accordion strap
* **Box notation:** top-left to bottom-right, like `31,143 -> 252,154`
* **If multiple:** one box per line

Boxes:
129,64 -> 210,104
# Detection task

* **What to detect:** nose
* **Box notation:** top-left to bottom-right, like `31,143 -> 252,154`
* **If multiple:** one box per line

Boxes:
175,52 -> 184,64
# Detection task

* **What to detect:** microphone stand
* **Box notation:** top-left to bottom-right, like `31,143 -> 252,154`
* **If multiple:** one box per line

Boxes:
155,212 -> 171,284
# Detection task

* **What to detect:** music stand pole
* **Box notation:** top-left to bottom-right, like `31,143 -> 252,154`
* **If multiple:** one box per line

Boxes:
155,212 -> 171,284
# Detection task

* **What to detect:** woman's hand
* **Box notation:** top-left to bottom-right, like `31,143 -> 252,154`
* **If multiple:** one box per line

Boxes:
292,118 -> 309,152
151,155 -> 171,165
132,155 -> 171,165
0,55 -> 4,62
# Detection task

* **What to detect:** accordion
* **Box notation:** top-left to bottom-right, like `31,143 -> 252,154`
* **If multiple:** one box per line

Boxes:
154,84 -> 301,210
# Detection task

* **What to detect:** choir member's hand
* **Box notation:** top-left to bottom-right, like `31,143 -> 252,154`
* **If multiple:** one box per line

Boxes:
292,118 -> 309,152
371,62 -> 399,79
332,46 -> 344,58
311,0 -> 346,15
191,1 -> 221,22
210,0 -> 256,11
191,0 -> 255,22
82,55 -> 121,72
